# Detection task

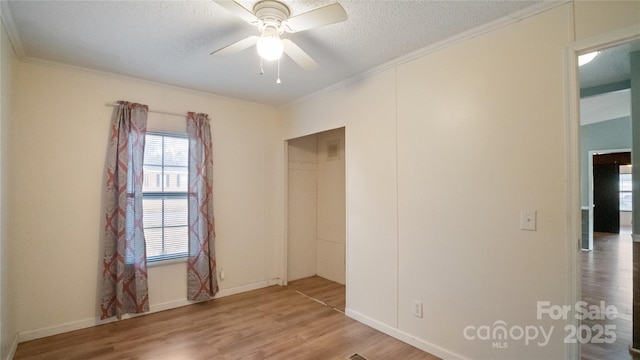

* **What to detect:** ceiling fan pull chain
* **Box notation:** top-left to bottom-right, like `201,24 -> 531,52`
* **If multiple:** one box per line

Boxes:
276,58 -> 282,84
259,57 -> 264,75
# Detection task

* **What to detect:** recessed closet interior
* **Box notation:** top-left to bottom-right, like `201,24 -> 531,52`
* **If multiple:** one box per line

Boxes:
287,127 -> 345,285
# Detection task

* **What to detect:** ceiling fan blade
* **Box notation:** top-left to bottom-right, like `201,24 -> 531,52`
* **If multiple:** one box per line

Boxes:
284,3 -> 347,33
282,39 -> 318,70
214,0 -> 258,23
210,36 -> 259,56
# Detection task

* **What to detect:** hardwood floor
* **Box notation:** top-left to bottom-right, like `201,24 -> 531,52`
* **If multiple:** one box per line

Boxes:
581,229 -> 639,360
14,277 -> 439,360
20,243 -> 640,360
288,276 -> 346,312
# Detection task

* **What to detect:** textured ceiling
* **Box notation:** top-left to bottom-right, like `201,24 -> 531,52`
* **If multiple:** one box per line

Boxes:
579,39 -> 640,90
578,39 -> 640,125
2,0 -> 558,106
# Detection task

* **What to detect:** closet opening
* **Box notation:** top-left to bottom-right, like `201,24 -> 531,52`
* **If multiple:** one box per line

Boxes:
286,127 -> 345,311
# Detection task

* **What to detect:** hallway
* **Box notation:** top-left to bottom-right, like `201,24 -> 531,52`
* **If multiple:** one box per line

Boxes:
581,228 -> 637,359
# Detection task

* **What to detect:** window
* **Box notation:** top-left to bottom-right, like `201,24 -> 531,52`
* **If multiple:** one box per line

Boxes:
143,133 -> 189,262
620,171 -> 632,212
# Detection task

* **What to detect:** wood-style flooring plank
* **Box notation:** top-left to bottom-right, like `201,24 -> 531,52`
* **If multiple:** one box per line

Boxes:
14,280 -> 438,360
581,230 -> 640,360
288,276 -> 346,312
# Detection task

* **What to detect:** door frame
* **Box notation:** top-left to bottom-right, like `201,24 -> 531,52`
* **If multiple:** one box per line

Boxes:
587,149 -> 630,250
566,24 -> 640,360
284,128 -> 347,286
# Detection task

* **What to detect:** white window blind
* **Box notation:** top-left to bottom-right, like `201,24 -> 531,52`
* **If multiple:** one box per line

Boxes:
143,133 -> 189,262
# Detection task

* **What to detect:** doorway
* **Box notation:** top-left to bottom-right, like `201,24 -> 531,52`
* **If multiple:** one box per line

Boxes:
576,37 -> 638,359
588,151 -> 631,241
593,156 -> 622,233
286,128 -> 346,310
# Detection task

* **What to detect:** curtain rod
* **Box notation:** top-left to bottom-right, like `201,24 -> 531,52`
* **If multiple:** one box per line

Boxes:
105,102 -> 186,118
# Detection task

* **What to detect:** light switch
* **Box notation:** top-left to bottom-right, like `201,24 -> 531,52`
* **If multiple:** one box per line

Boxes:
520,210 -> 537,231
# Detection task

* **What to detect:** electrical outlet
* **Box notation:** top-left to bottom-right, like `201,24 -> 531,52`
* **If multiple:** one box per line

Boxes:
412,299 -> 423,318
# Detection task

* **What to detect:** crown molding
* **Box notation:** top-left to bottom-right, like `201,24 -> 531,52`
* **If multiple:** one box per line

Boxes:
0,0 -> 25,59
281,0 -> 570,109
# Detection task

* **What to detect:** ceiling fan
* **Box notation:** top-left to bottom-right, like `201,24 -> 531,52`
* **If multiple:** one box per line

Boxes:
211,0 -> 347,81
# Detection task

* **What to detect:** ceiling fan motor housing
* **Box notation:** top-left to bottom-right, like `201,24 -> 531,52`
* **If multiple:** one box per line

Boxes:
211,0 -> 345,71
254,0 -> 290,34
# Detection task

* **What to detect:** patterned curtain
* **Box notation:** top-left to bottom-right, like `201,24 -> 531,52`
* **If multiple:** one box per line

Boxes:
101,101 -> 149,319
186,112 -> 218,301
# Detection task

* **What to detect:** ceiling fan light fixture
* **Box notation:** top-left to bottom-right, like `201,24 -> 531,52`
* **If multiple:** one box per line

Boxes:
578,51 -> 600,66
212,0 -> 347,73
257,33 -> 284,61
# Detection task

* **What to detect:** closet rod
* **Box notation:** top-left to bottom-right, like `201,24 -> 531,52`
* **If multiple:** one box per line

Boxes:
105,102 -> 186,118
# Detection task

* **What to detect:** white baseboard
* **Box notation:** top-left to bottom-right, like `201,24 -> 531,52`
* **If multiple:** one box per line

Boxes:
345,308 -> 468,360
3,333 -> 17,360
17,279 -> 281,344
18,317 -> 97,343
215,279 -> 274,298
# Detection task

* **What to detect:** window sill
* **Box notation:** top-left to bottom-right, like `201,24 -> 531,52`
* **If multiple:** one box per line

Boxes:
147,256 -> 188,268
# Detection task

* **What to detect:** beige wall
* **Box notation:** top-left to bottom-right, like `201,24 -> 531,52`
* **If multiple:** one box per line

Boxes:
574,0 -> 640,40
283,88 -> 348,140
395,5 -> 570,358
0,14 -> 17,360
280,2 -> 640,358
8,59 -> 283,340
343,68 -> 399,328
316,128 -> 345,284
1,1 -> 639,359
287,134 -> 318,281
